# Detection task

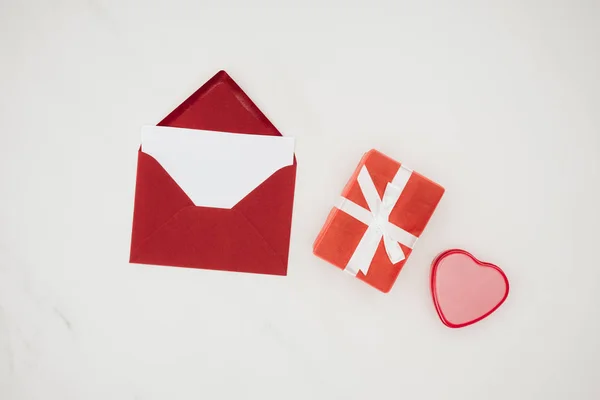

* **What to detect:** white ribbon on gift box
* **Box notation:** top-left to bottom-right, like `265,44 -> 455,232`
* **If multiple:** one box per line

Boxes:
335,165 -> 418,276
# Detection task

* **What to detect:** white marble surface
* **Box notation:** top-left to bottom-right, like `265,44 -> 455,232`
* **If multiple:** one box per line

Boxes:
1,1 -> 599,399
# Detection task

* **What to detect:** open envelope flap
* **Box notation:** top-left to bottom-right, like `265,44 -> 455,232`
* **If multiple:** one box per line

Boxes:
141,126 -> 295,209
158,70 -> 283,137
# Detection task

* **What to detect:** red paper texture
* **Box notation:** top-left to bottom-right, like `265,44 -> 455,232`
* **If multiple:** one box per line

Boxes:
130,71 -> 296,275
313,150 -> 444,292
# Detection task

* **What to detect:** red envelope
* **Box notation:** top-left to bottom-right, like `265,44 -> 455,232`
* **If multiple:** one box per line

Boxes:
129,71 -> 297,275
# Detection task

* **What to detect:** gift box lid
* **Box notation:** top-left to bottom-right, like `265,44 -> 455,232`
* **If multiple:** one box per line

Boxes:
314,149 -> 444,292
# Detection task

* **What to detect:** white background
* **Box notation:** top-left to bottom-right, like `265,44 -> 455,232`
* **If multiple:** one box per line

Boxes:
1,1 -> 599,399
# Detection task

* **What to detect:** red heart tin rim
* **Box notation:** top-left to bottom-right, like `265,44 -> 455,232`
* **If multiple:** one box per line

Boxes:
431,249 -> 509,328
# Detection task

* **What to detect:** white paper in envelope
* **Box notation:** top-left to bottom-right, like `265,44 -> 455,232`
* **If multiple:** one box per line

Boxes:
141,125 -> 295,209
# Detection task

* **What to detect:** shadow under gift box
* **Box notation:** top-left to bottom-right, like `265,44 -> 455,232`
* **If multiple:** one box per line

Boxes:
313,149 -> 444,292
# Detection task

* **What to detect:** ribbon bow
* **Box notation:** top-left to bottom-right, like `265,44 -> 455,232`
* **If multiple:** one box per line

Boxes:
336,165 -> 417,276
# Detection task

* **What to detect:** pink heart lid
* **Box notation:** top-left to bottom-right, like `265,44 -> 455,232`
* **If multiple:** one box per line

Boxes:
431,249 -> 509,328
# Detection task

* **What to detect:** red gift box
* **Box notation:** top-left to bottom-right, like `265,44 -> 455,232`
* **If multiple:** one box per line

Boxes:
313,150 -> 444,292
